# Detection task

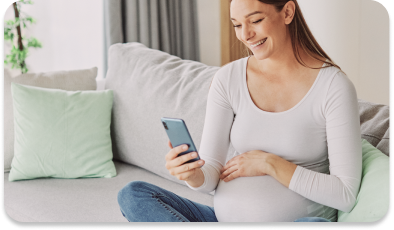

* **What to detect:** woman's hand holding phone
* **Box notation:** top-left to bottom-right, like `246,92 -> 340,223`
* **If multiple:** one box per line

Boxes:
165,141 -> 205,188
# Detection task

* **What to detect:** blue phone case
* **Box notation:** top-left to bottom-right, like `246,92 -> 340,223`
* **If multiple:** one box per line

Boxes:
161,117 -> 200,164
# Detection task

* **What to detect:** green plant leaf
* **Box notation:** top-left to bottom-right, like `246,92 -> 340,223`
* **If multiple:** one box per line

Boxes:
5,19 -> 15,26
27,37 -> 42,48
22,65 -> 29,74
4,28 -> 15,42
4,32 -> 14,42
4,45 -> 27,72
24,17 -> 35,24
18,0 -> 34,5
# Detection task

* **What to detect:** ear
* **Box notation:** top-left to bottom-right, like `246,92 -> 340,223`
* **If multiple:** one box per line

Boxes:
283,1 -> 296,25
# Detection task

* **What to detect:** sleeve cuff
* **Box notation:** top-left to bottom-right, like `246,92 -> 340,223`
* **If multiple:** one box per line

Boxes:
185,166 -> 208,191
288,165 -> 303,191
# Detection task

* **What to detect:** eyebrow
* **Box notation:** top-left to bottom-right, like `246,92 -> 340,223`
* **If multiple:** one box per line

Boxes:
230,11 -> 264,21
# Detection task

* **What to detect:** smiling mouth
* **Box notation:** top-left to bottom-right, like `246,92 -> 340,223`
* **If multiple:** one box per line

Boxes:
250,38 -> 267,48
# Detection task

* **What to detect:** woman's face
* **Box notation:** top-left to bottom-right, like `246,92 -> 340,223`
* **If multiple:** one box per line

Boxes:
230,0 -> 291,60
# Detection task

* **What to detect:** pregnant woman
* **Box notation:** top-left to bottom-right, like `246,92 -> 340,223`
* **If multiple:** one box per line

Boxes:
117,0 -> 361,222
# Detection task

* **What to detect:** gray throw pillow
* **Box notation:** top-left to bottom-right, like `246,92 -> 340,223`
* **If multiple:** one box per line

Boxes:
4,68 -> 98,172
358,99 -> 389,156
105,42 -> 220,186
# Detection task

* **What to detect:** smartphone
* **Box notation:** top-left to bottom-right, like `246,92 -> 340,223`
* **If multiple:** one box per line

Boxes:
161,117 -> 201,164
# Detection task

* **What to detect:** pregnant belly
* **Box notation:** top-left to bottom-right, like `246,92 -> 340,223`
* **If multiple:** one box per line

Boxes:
214,176 -> 323,222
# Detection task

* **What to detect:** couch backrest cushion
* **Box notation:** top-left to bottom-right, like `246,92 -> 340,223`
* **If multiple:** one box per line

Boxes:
4,68 -> 98,172
105,43 -> 219,185
358,99 -> 389,156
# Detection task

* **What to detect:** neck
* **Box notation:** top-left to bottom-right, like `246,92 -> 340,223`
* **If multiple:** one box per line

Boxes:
251,39 -> 314,82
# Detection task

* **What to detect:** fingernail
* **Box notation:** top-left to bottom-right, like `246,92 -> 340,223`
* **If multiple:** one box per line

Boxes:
198,160 -> 203,165
183,145 -> 188,150
191,152 -> 197,157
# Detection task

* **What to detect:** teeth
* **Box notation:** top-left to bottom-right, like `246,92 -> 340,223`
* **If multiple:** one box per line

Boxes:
251,38 -> 267,48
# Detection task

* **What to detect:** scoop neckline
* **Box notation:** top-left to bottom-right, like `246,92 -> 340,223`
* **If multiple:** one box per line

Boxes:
242,56 -> 326,115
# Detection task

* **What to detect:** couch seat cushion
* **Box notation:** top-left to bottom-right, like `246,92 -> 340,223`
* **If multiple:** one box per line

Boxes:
4,161 -> 213,222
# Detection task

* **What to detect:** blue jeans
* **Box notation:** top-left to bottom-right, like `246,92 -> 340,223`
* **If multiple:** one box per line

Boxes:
117,181 -> 330,222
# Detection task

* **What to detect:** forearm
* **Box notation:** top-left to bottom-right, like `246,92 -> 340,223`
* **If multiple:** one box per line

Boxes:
266,154 -> 297,188
185,167 -> 205,188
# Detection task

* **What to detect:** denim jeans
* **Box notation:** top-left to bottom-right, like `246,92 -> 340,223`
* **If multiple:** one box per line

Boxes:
117,181 -> 330,222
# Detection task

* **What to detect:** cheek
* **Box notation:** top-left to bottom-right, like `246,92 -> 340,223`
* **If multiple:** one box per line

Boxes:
235,30 -> 243,42
260,25 -> 273,38
266,22 -> 285,40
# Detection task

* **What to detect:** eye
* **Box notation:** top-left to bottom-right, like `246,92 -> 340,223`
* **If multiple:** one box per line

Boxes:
253,18 -> 264,24
233,18 -> 264,28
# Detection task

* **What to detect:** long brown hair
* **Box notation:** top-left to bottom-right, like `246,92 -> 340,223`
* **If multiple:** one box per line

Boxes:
233,0 -> 341,70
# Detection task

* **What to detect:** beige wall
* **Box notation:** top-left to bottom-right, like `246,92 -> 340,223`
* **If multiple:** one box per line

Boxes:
196,0 -> 221,67
299,0 -> 389,105
358,0 -> 389,105
3,0 -> 104,79
197,0 -> 390,105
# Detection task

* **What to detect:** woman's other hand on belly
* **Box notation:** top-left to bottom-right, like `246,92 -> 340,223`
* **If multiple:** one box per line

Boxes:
219,150 -> 273,182
219,150 -> 298,188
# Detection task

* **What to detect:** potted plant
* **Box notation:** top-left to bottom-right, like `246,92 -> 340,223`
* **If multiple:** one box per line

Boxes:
4,0 -> 42,74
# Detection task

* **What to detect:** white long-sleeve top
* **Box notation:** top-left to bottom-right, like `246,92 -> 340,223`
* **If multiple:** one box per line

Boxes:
186,57 -> 362,222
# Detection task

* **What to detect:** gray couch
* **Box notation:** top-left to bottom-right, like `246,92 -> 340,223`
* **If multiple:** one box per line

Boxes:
4,43 -> 389,222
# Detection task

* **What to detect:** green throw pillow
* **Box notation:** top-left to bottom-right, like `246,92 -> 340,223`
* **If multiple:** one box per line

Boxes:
9,83 -> 116,181
337,139 -> 389,222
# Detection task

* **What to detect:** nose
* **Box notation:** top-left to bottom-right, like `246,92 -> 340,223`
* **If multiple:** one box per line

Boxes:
241,24 -> 255,42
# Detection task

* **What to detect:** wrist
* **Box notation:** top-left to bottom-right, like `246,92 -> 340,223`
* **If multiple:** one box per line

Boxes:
186,167 -> 204,188
263,153 -> 298,188
263,153 -> 277,176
